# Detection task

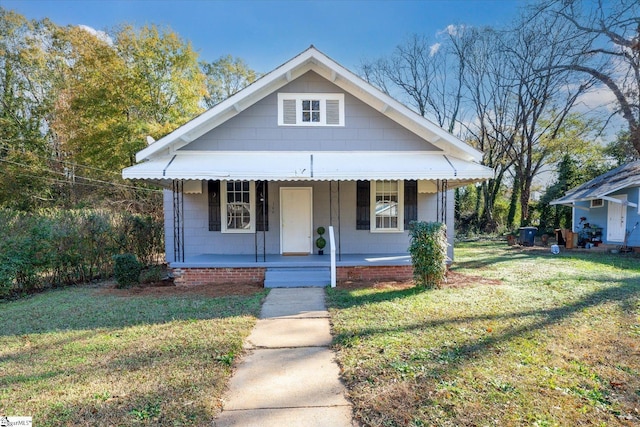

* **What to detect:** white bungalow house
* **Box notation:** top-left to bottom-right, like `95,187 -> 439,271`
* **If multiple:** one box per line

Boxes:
123,47 -> 493,287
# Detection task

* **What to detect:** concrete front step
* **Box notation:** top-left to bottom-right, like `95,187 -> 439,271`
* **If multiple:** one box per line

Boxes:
264,267 -> 330,288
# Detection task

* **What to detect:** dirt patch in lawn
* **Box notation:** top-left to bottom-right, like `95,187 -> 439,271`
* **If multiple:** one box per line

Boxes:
97,280 -> 265,297
337,270 -> 502,290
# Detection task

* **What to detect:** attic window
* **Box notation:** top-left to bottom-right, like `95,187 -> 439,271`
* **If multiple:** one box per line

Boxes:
302,100 -> 320,122
278,93 -> 344,126
591,198 -> 604,208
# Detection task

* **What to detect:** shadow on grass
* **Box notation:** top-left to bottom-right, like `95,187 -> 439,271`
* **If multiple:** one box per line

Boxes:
329,274 -> 639,379
454,244 -> 640,272
0,287 -> 268,337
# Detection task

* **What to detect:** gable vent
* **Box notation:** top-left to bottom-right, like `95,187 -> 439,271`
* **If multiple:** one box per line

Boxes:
283,99 -> 296,124
326,99 -> 340,125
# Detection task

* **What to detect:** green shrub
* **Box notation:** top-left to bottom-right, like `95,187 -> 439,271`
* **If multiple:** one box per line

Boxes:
113,254 -> 142,288
0,208 -> 164,298
408,221 -> 448,289
140,266 -> 163,284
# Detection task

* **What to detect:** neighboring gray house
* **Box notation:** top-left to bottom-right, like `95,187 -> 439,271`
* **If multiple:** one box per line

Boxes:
123,47 -> 493,287
551,160 -> 640,249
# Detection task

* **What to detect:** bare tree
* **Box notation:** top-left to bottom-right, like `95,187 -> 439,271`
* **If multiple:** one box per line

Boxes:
360,33 -> 466,133
502,11 -> 596,225
541,0 -> 640,155
457,27 -> 518,230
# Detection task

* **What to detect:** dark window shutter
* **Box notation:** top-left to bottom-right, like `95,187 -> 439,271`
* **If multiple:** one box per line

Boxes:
208,180 -> 221,231
256,181 -> 269,231
404,180 -> 418,228
356,180 -> 370,230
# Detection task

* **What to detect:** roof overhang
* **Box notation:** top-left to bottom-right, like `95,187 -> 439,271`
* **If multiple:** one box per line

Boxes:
123,151 -> 493,189
550,185 -> 640,208
550,194 -> 638,209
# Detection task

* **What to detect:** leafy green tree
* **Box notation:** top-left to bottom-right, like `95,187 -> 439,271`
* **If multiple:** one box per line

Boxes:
0,8 -> 59,210
604,131 -> 639,166
53,23 -> 206,175
201,54 -> 258,107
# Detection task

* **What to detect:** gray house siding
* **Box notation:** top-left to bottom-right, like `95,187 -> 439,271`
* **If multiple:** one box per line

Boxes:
572,187 -> 640,246
180,71 -> 440,153
163,70 -> 457,263
164,182 -> 455,262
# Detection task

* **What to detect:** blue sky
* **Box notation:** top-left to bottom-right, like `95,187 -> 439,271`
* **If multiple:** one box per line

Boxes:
2,0 -> 526,72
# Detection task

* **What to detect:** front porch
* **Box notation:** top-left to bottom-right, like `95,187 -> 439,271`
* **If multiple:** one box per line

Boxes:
172,252 -> 411,268
170,253 -> 414,287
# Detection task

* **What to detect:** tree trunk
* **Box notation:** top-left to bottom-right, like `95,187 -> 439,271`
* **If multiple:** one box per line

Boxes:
519,180 -> 532,227
507,174 -> 520,229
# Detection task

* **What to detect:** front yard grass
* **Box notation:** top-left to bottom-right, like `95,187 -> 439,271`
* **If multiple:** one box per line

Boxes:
0,284 -> 267,426
328,242 -> 640,426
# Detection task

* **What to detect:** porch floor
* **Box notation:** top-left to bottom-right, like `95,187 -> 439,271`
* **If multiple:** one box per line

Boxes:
171,253 -> 411,268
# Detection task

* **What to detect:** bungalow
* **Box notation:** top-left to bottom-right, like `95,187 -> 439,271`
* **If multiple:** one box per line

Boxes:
123,47 -> 493,287
550,160 -> 640,250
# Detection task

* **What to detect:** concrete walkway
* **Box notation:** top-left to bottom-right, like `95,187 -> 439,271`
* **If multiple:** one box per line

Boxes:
214,288 -> 356,427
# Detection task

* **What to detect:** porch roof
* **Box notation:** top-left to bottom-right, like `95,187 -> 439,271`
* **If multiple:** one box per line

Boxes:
122,150 -> 493,188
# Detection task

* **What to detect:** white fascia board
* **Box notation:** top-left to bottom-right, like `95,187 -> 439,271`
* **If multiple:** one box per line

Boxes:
601,195 -> 638,208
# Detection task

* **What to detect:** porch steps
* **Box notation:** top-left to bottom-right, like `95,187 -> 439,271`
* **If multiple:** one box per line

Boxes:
264,267 -> 331,288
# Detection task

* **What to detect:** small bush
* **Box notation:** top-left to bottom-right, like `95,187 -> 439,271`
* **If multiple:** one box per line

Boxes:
113,254 -> 142,288
140,266 -> 163,284
408,221 -> 448,289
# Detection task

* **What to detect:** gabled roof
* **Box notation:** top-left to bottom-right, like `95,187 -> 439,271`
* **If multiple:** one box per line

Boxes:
550,160 -> 640,206
135,46 -> 484,163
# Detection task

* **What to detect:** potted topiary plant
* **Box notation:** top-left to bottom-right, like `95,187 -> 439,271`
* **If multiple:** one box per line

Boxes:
315,226 -> 326,255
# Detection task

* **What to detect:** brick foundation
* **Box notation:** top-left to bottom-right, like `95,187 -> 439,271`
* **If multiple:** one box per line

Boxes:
173,265 -> 413,286
337,265 -> 413,282
173,267 -> 266,286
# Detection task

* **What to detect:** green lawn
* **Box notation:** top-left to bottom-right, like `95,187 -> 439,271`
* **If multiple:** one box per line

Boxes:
327,242 -> 640,427
0,285 -> 267,426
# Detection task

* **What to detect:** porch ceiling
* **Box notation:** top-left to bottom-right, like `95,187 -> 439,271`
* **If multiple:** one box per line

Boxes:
122,151 -> 493,188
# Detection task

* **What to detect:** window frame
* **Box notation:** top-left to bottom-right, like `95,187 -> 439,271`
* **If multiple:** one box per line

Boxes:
370,179 -> 404,233
590,198 -> 604,208
221,180 -> 256,233
277,93 -> 345,126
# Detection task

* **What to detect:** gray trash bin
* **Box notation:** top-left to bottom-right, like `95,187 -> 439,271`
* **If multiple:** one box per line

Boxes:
519,227 -> 537,246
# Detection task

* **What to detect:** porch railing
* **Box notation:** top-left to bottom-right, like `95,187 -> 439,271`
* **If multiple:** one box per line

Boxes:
329,226 -> 336,288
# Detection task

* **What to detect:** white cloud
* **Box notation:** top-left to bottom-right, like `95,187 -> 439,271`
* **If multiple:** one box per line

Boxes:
575,87 -> 617,111
429,42 -> 441,56
438,24 -> 464,37
77,25 -> 113,46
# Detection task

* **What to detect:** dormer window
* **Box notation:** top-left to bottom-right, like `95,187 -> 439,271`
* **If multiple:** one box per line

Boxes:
278,93 -> 344,126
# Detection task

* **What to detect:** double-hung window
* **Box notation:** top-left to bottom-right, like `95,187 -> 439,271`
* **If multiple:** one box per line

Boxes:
222,180 -> 255,233
278,93 -> 344,126
371,180 -> 404,232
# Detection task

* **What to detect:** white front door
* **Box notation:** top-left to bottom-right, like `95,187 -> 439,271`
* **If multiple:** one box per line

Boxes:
280,187 -> 313,254
607,195 -> 627,242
